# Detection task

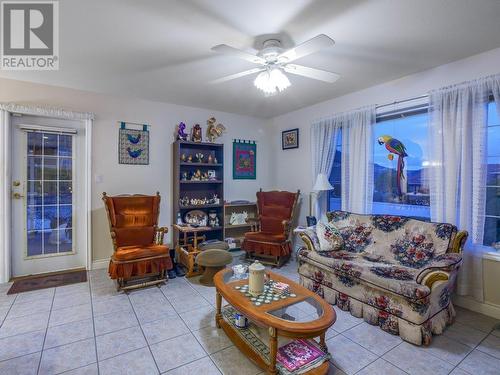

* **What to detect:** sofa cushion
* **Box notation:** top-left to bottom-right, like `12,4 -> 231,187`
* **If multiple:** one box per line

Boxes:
316,222 -> 344,251
326,211 -> 458,266
300,249 -> 430,301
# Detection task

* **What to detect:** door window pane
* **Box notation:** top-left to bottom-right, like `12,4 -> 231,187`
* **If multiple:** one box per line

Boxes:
27,132 -> 42,155
43,157 -> 58,180
25,131 -> 74,256
43,134 -> 58,156
27,157 -> 42,180
59,158 -> 72,180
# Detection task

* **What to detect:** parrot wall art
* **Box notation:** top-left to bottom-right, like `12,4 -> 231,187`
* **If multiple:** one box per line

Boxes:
377,135 -> 408,198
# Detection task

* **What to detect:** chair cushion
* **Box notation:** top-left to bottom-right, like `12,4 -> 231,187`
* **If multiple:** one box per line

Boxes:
260,216 -> 285,234
114,226 -> 155,247
113,244 -> 169,261
244,231 -> 286,243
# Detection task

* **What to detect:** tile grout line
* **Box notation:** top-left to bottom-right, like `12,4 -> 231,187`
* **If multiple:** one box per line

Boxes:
36,288 -> 56,375
88,274 -> 101,375
0,293 -> 18,328
452,325 -> 498,373
127,285 -> 163,375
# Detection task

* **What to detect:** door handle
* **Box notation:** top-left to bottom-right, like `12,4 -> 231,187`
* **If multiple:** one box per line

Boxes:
12,192 -> 24,199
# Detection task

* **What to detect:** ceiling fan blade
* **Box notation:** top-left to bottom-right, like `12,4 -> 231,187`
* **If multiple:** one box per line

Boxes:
210,67 -> 265,84
284,64 -> 340,83
278,34 -> 335,63
211,44 -> 266,65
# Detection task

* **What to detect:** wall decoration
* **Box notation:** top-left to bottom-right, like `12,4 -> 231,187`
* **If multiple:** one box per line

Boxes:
206,116 -> 226,142
282,128 -> 299,150
233,140 -> 256,179
118,122 -> 149,165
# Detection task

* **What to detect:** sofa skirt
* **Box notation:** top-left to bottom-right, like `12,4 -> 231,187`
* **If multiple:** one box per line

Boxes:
300,274 -> 455,346
108,256 -> 172,280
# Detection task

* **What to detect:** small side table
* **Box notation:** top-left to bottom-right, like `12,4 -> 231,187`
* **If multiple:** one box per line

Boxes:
173,224 -> 211,278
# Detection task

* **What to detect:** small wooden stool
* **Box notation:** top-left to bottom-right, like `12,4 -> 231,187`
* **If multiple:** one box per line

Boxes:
196,249 -> 233,286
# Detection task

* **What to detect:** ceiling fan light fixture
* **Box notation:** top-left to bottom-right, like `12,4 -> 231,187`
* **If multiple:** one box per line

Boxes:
253,68 -> 290,96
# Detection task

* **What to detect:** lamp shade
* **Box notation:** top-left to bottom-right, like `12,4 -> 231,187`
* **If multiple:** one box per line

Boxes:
313,173 -> 334,191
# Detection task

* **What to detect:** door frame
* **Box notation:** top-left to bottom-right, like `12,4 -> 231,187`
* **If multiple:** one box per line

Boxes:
0,103 -> 94,282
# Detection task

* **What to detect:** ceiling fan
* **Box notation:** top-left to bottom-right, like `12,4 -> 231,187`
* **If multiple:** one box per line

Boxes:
210,34 -> 340,96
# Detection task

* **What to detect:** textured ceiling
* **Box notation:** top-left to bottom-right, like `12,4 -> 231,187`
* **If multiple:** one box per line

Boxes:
2,0 -> 500,118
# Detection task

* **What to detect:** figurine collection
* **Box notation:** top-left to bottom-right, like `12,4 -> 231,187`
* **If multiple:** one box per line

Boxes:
180,151 -> 218,165
181,169 -> 217,181
179,193 -> 220,207
175,117 -> 226,143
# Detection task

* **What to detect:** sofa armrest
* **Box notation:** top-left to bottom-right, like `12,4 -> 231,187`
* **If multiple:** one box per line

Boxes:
416,253 -> 463,286
293,226 -> 319,252
155,226 -> 168,245
450,230 -> 468,253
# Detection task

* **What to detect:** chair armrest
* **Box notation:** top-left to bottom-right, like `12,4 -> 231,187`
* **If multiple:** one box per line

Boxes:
293,226 -> 319,252
416,253 -> 463,286
155,226 -> 168,245
450,230 -> 468,253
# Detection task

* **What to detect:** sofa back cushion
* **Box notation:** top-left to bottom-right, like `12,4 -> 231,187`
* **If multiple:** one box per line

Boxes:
326,211 -> 457,268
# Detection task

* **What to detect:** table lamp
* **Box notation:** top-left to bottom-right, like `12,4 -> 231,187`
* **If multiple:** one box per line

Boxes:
307,173 -> 334,226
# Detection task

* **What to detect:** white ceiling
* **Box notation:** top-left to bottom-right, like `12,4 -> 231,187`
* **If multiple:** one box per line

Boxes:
2,0 -> 500,118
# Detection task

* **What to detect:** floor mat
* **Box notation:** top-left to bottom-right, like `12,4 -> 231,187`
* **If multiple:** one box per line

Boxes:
7,270 -> 87,294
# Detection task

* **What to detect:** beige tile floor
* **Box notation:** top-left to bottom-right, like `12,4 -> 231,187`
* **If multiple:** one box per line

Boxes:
0,253 -> 499,375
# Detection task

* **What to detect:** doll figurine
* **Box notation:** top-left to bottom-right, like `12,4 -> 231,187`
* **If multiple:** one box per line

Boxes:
176,122 -> 188,141
191,124 -> 203,143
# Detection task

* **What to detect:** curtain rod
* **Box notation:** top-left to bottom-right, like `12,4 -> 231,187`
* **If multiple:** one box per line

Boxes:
376,94 -> 428,110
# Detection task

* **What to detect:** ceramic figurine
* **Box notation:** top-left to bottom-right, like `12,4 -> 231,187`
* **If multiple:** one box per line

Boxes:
195,152 -> 204,163
206,117 -> 226,142
207,154 -> 213,164
192,169 -> 202,181
181,153 -> 187,162
181,172 -> 188,181
212,194 -> 220,204
176,212 -> 183,225
191,124 -> 203,143
187,155 -> 193,163
208,211 -> 219,227
214,157 -> 218,164
176,122 -> 188,141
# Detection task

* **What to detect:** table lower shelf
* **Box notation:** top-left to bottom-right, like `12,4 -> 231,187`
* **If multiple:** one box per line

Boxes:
218,306 -> 330,375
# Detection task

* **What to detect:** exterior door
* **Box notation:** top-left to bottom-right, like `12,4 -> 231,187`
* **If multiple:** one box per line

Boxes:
11,115 -> 87,277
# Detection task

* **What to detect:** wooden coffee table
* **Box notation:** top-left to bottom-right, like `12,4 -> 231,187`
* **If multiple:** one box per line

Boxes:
214,269 -> 336,375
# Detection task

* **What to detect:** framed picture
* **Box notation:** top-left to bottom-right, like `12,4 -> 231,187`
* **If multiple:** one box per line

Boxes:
282,128 -> 299,150
119,126 -> 149,165
233,140 -> 256,179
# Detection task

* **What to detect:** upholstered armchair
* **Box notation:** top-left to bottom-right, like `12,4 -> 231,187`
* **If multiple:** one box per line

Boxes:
102,192 -> 172,291
242,189 -> 300,267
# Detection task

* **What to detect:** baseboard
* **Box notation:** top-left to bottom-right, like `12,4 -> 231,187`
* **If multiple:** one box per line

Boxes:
91,259 -> 109,270
453,294 -> 500,320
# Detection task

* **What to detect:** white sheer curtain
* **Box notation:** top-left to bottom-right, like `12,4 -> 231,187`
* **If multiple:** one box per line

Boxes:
311,119 -> 340,220
341,106 -> 376,214
310,105 -> 376,219
428,74 -> 500,302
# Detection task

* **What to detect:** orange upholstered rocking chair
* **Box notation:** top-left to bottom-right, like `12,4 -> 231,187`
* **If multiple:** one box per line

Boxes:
102,192 -> 172,291
242,189 -> 300,267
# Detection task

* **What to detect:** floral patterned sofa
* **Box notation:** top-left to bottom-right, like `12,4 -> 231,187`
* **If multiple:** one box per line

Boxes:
296,211 -> 468,346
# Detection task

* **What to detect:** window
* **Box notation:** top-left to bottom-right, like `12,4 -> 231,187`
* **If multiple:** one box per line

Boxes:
485,101 -> 500,246
372,110 -> 430,219
327,131 -> 342,211
328,109 -> 430,219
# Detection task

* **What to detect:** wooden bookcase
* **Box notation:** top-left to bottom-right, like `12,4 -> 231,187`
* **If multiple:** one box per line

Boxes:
223,202 -> 258,250
172,140 -> 224,246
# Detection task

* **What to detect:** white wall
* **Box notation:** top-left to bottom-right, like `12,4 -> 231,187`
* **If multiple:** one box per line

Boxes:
270,47 -> 500,224
0,78 -> 272,261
